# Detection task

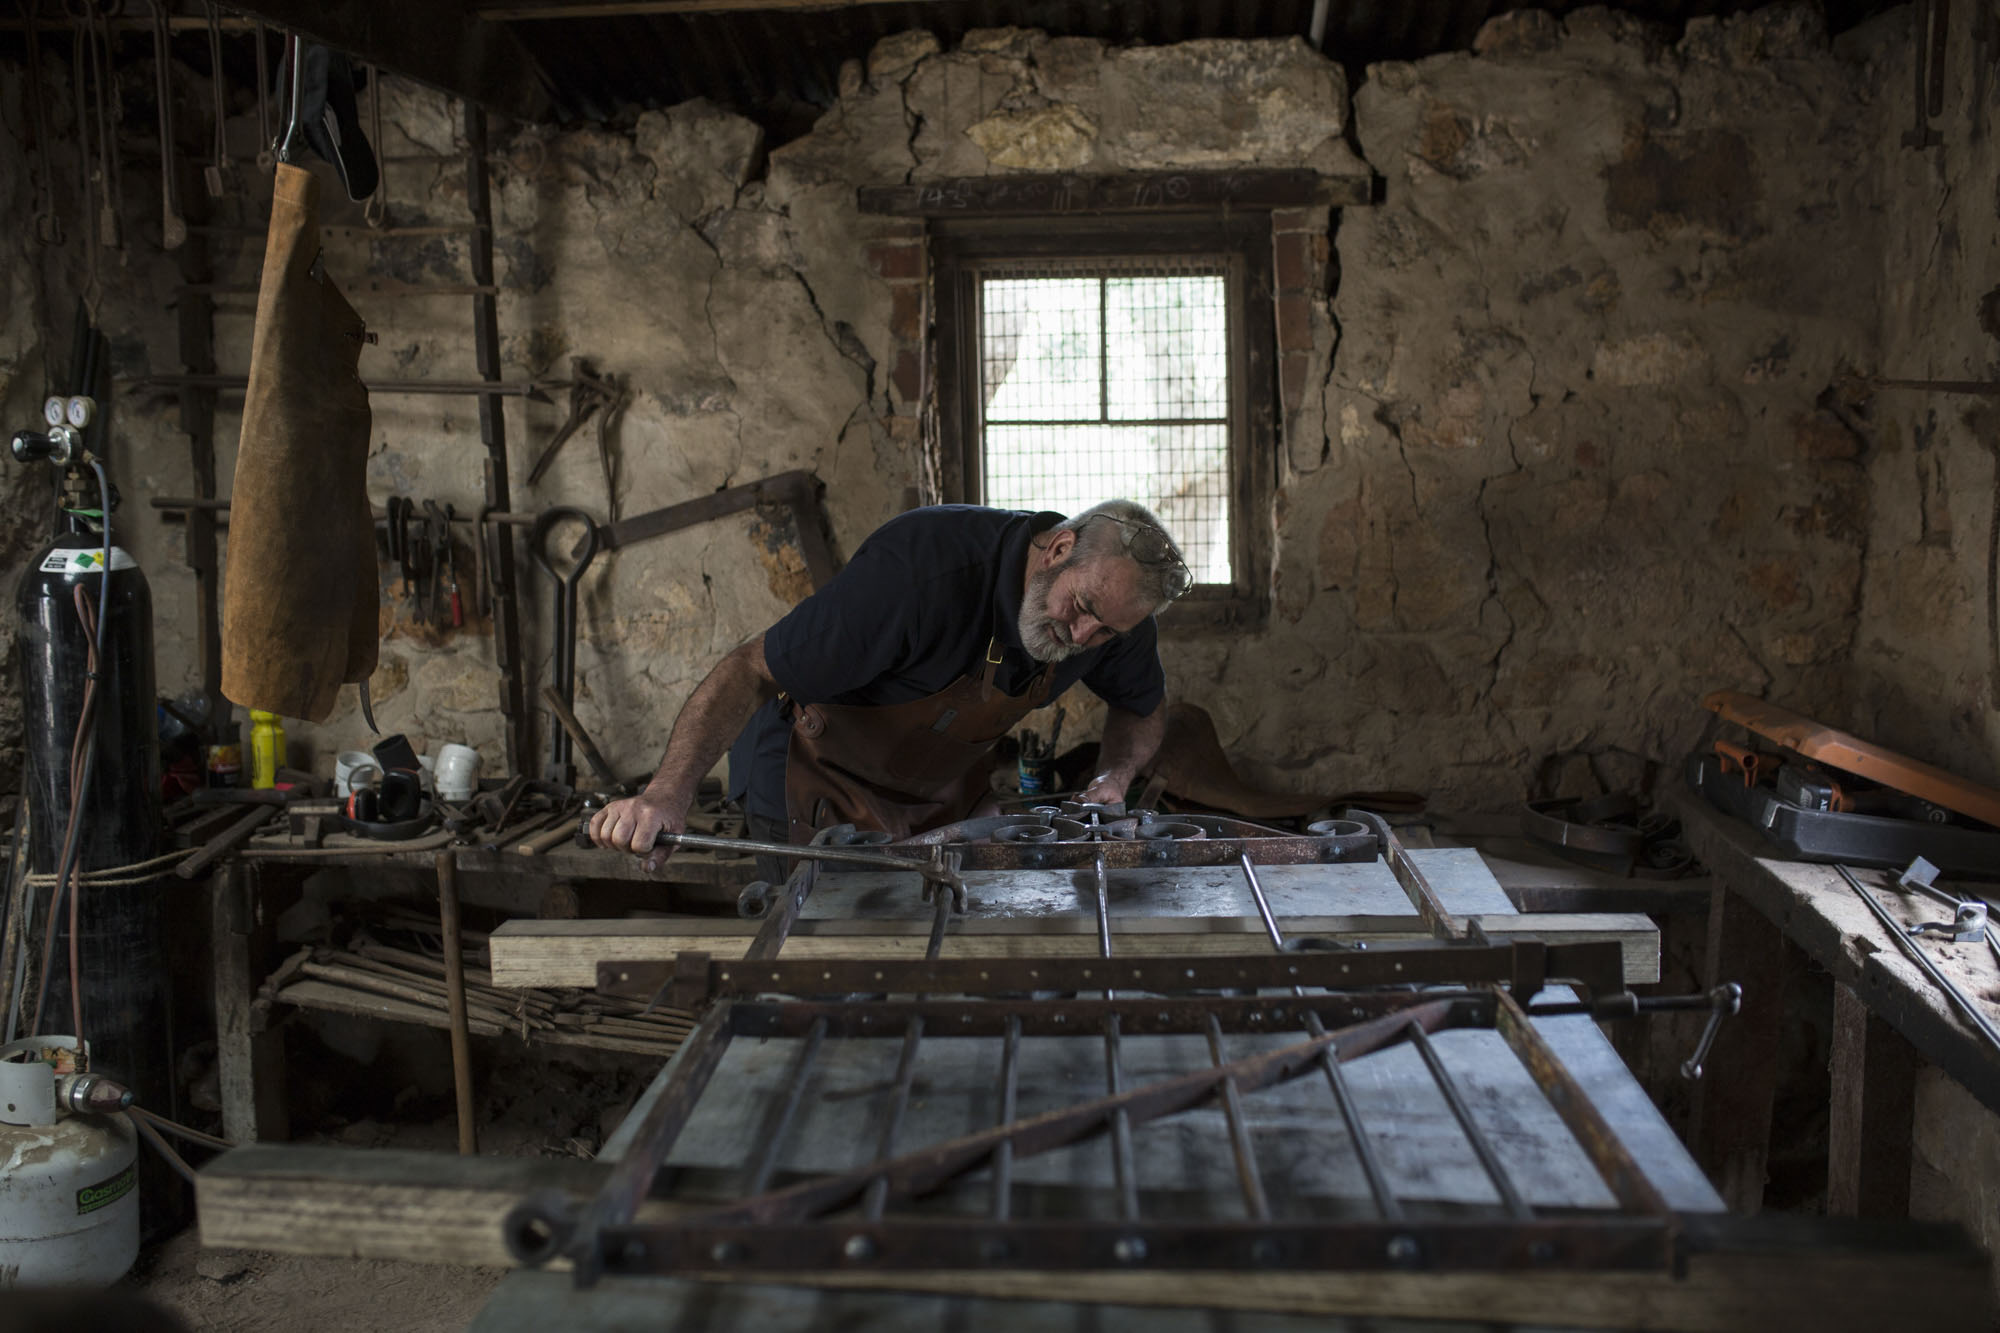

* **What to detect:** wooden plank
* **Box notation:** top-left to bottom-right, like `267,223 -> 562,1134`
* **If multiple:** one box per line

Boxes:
859,170 -> 1371,217
488,913 -> 1660,989
198,1146 -> 1990,1332
1829,980 -> 1920,1217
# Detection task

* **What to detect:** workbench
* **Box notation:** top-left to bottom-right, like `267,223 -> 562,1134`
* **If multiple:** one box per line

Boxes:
1664,786 -> 2000,1227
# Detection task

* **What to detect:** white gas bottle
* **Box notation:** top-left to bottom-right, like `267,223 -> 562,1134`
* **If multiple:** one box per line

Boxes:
0,1036 -> 139,1288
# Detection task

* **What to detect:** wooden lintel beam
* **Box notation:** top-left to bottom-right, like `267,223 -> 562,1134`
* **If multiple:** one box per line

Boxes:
859,169 -> 1372,218
223,1 -> 552,124
477,0 -> 927,20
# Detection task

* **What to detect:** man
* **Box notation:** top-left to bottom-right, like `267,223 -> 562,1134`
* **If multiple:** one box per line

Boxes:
589,499 -> 1191,871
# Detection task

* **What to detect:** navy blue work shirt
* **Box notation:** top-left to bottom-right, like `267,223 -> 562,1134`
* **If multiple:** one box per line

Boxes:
726,505 -> 1167,822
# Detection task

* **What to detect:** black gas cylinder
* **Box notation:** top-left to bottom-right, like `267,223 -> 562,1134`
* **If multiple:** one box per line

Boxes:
14,530 -> 169,1114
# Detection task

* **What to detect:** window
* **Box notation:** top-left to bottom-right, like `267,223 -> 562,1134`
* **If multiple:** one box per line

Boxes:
935,215 -> 1276,630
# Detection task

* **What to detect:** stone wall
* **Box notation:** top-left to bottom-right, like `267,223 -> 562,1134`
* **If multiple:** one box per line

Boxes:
0,6 -> 1915,816
1847,2 -> 2000,787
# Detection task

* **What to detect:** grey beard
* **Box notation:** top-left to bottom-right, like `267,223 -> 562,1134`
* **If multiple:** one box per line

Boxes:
1018,561 -> 1085,663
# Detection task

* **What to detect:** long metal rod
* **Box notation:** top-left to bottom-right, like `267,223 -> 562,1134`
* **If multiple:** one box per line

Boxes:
862,889 -> 951,1220
1405,1022 -> 1530,1219
1241,852 -> 1404,1221
991,1015 -> 1020,1221
1094,851 -> 1139,1220
1203,1015 -> 1272,1221
607,830 -> 964,896
744,1017 -> 826,1195
1838,864 -> 2000,1056
436,851 -> 477,1157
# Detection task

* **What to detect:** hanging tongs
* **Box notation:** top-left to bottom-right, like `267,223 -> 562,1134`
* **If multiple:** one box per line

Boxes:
275,32 -> 305,166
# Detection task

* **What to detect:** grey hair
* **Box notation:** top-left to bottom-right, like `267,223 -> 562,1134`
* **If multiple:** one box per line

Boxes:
1053,499 -> 1190,611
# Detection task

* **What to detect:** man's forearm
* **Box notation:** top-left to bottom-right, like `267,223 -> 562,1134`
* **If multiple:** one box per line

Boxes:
1096,703 -> 1167,787
639,637 -> 778,809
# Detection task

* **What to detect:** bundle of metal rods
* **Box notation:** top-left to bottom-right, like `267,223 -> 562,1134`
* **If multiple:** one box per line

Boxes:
261,934 -> 696,1059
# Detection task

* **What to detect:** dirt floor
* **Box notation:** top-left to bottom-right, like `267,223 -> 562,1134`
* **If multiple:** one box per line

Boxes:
131,1231 -> 505,1333
115,1024 -> 656,1333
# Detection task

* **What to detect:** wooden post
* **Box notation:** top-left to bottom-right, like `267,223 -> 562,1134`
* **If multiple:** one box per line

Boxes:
211,863 -> 287,1143
1828,980 -> 1920,1217
437,850 -> 478,1155
1689,879 -> 1795,1213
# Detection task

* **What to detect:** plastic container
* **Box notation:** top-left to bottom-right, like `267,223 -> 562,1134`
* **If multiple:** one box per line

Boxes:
432,743 -> 479,802
249,710 -> 285,789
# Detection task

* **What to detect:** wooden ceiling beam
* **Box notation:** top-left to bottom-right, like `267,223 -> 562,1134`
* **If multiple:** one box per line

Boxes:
224,0 -> 553,123
476,0 -> 931,21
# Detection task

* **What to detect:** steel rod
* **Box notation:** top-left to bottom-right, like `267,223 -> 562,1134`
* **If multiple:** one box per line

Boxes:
1204,1014 -> 1272,1221
436,851 -> 477,1156
1837,864 -> 2000,1057
992,1015 -> 1020,1221
862,889 -> 951,1220
744,1017 -> 826,1195
1094,850 -> 1139,1220
1406,1021 -> 1530,1219
1241,852 -> 1404,1221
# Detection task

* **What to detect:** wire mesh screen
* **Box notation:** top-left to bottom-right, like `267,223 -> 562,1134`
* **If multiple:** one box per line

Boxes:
979,260 -> 1232,584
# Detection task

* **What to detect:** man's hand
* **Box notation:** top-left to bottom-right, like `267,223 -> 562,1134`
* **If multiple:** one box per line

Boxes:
1079,771 -> 1128,807
588,792 -> 687,873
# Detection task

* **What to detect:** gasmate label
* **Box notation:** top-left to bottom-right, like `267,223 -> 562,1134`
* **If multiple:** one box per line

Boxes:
76,1164 -> 136,1215
39,546 -> 136,575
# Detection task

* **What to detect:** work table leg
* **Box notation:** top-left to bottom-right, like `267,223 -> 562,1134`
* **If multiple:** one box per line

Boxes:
1828,980 -> 1919,1217
212,862 -> 288,1144
1689,879 -> 1800,1213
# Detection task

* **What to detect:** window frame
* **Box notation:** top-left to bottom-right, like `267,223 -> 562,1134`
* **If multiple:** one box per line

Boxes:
932,213 -> 1277,634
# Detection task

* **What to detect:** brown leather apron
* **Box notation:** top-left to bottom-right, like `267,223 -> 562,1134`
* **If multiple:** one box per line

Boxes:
785,636 -> 1053,843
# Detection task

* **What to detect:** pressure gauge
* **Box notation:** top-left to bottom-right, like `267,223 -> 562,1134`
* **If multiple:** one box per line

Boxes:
65,396 -> 94,429
44,396 -> 65,427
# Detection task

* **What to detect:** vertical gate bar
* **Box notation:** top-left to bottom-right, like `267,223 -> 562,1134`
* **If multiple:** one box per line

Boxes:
1203,1014 -> 1272,1221
462,104 -> 529,775
861,887 -> 953,1220
1405,1021 -> 1531,1219
172,180 -> 224,731
991,1014 -> 1020,1221
1240,853 -> 1403,1221
744,1016 -> 827,1195
572,1000 -> 737,1275
1094,851 -> 1140,1220
1491,988 -> 1672,1215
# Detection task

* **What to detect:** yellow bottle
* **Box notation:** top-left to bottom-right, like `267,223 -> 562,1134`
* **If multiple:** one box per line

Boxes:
249,710 -> 285,789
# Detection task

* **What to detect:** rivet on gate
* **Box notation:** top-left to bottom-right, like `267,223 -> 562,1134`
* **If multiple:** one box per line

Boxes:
1250,1238 -> 1283,1266
1386,1235 -> 1420,1266
622,1240 -> 646,1264
709,1241 -> 743,1263
1530,1241 -> 1556,1263
979,1236 -> 1012,1263
1113,1236 -> 1148,1264
844,1234 -> 878,1261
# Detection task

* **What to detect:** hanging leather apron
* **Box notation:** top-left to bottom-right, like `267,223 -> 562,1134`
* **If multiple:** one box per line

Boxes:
221,163 -> 377,721
786,637 -> 1053,843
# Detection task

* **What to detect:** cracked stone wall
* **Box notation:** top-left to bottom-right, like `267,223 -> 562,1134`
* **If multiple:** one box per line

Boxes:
1293,5 -> 1881,808
1848,1 -> 2000,789
0,8 -> 1914,815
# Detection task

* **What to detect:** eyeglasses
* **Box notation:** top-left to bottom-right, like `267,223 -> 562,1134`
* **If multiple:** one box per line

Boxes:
1089,514 -> 1194,600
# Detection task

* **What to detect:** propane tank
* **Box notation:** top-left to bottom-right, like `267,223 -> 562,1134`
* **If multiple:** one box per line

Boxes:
0,1037 -> 140,1288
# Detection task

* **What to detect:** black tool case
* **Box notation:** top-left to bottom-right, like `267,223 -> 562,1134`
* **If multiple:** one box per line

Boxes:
1685,752 -> 2000,879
